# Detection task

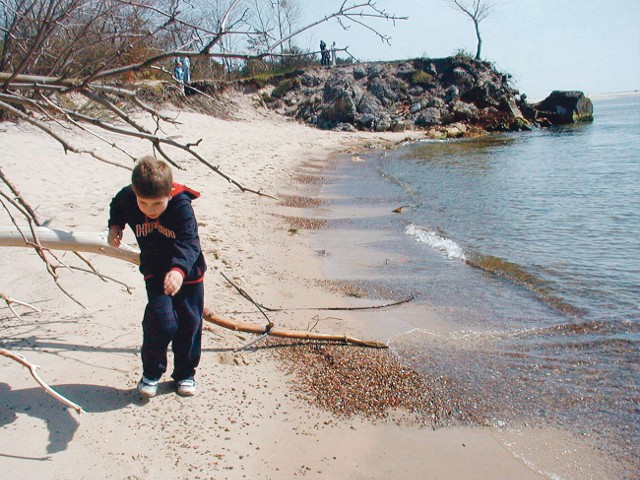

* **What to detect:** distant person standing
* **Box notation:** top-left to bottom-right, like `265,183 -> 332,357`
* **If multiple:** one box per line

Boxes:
173,57 -> 190,94
180,56 -> 192,94
320,40 -> 329,66
330,41 -> 337,66
181,56 -> 191,84
173,58 -> 185,84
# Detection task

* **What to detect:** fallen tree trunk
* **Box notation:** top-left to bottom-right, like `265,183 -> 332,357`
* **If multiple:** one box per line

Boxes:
1,226 -> 389,348
0,226 -> 140,265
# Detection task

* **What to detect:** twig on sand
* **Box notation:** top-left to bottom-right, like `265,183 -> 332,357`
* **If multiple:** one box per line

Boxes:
221,272 -> 414,312
0,348 -> 85,414
1,292 -> 41,320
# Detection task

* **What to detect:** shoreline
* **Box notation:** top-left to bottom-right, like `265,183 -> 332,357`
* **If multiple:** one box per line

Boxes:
1,102 -> 549,479
288,132 -> 635,480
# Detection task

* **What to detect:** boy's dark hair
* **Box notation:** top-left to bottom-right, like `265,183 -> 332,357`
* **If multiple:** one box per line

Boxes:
131,157 -> 173,198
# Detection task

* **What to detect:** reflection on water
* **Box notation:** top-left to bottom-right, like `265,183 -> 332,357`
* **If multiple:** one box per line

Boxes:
404,135 -> 518,162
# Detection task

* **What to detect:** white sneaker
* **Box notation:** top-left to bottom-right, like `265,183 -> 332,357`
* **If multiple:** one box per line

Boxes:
137,377 -> 159,398
176,378 -> 197,396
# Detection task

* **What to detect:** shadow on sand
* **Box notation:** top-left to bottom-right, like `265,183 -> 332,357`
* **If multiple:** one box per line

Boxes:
0,382 -> 145,455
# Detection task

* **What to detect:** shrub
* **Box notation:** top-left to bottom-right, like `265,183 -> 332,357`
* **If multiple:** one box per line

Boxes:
262,92 -> 278,104
271,78 -> 299,99
411,70 -> 434,87
453,49 -> 474,60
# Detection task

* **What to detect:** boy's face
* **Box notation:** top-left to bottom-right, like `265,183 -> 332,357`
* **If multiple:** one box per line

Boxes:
136,195 -> 170,219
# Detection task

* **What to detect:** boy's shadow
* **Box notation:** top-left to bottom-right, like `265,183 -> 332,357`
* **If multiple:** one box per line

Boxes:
0,382 -> 139,456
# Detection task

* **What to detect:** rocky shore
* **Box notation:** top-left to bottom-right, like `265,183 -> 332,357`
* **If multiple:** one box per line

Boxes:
230,55 -> 593,137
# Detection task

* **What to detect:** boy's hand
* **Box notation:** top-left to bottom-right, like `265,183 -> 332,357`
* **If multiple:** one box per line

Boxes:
164,270 -> 184,296
108,226 -> 123,247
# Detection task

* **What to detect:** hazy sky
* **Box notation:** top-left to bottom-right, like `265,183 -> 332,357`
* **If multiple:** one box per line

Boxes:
297,0 -> 640,100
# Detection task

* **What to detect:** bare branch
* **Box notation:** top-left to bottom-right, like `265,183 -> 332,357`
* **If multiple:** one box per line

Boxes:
0,226 -> 141,265
0,167 -> 48,225
1,86 -> 275,195
200,0 -> 245,54
0,348 -> 85,413
0,98 -> 78,154
221,272 -> 414,312
269,1 -> 406,52
1,292 -> 42,320
53,264 -> 135,294
204,309 -> 388,349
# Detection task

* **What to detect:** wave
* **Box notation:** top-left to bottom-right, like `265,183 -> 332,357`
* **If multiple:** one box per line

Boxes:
404,223 -> 586,316
465,253 -> 587,317
405,224 -> 466,260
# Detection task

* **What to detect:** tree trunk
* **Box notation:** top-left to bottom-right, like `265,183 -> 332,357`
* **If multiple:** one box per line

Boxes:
474,19 -> 482,60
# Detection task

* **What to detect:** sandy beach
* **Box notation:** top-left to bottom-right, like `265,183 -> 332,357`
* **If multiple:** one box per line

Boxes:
0,92 -> 555,479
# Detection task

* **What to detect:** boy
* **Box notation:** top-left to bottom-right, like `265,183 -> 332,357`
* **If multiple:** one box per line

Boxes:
108,157 -> 206,397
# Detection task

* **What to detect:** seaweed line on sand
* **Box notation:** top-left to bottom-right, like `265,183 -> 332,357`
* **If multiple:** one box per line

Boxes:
293,174 -> 328,185
277,194 -> 326,209
279,215 -> 329,231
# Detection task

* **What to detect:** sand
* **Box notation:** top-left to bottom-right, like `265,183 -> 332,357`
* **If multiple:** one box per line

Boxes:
0,93 -> 546,479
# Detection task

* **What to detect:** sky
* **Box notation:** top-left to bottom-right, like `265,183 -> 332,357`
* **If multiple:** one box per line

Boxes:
296,0 -> 640,100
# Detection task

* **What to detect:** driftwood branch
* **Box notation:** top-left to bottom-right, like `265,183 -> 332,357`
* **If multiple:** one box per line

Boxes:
0,226 -> 137,303
0,348 -> 84,414
0,172 -> 136,304
203,309 -> 387,349
1,289 -> 80,413
0,192 -> 89,309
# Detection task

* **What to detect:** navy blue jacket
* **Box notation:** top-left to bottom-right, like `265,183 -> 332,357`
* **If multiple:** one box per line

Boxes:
108,183 -> 206,282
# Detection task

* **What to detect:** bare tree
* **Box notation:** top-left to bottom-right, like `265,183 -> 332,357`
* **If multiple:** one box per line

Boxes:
446,0 -> 498,60
0,1 -> 404,166
181,0 -> 247,76
272,0 -> 301,54
243,0 -> 300,54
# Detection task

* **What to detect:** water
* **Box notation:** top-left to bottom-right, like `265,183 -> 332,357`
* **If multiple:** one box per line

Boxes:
306,95 -> 640,478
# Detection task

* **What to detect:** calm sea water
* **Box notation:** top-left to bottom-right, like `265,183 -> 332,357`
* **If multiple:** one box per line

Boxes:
308,95 -> 639,477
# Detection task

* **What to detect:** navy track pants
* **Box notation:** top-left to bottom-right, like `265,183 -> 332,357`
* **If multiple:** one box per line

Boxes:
141,275 -> 204,382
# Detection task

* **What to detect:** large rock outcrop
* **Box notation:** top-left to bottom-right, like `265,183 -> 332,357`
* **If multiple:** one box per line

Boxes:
527,91 -> 594,124
255,56 -> 593,134
258,56 -> 529,134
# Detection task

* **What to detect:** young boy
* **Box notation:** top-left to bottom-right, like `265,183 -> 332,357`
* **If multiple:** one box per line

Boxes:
108,157 -> 206,398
